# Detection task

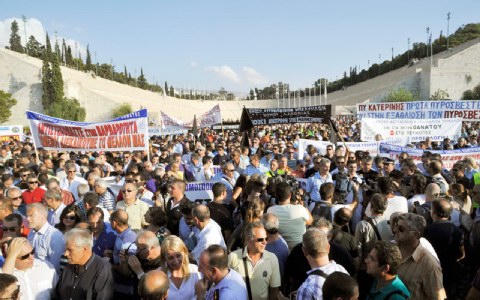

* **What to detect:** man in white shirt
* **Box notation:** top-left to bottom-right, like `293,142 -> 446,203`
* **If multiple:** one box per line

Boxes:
1,237 -> 58,300
59,163 -> 87,201
191,205 -> 226,263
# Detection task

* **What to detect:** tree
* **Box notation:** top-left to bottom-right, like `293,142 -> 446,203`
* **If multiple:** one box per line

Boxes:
85,45 -> 92,72
383,87 -> 418,102
54,40 -> 61,62
430,89 -> 450,100
9,20 -> 24,53
0,90 -> 17,124
137,68 -> 147,89
26,35 -> 43,58
112,103 -> 133,118
165,82 -> 169,96
462,82 -> 480,100
41,33 -> 54,110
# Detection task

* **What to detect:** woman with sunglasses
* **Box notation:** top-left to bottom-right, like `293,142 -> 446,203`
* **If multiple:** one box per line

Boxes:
160,235 -> 202,300
55,204 -> 84,234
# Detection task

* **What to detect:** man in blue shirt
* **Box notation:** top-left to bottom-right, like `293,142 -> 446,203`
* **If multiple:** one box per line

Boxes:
87,207 -> 116,258
26,203 -> 65,274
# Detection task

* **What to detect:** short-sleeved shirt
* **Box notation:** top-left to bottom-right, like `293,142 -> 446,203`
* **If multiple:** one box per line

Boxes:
267,204 -> 310,248
398,242 -> 447,300
296,261 -> 348,300
366,276 -> 411,300
116,200 -> 149,230
206,269 -> 247,300
306,172 -> 333,202
228,248 -> 281,300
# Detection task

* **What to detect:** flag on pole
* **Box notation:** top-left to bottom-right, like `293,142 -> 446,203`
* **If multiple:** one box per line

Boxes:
192,114 -> 198,137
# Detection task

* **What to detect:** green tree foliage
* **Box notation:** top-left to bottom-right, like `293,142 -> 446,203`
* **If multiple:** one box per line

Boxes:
41,33 -> 86,121
41,33 -> 55,110
462,82 -> 480,100
165,82 -> 169,96
0,90 -> 17,124
66,45 -> 74,66
112,103 -> 133,118
85,45 -> 92,72
137,68 -> 147,89
430,89 -> 450,100
9,20 -> 24,53
26,35 -> 43,58
54,40 -> 61,62
47,97 -> 86,121
383,87 -> 418,102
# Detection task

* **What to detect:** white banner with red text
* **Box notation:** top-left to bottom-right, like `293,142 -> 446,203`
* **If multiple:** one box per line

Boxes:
27,109 -> 149,151
0,125 -> 23,143
361,118 -> 462,142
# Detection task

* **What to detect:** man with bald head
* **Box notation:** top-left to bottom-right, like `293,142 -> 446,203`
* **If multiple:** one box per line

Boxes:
110,209 -> 137,264
138,270 -> 169,300
191,204 -> 226,263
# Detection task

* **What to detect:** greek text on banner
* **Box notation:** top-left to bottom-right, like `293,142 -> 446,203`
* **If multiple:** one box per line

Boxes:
27,109 -> 149,152
361,118 -> 462,142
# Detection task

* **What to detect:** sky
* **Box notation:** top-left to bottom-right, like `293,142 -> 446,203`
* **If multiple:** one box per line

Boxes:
1,0 -> 479,95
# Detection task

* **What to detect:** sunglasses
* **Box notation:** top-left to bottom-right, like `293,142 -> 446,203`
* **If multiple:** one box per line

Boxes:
121,189 -> 134,193
397,225 -> 416,233
9,196 -> 22,200
18,248 -> 35,260
28,181 -> 38,184
2,226 -> 18,232
255,237 -> 268,243
125,179 -> 134,183
64,216 -> 77,221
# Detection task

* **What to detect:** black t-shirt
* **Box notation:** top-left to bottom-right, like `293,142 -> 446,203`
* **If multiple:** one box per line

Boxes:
207,202 -> 234,237
424,220 -> 463,270
166,196 -> 190,236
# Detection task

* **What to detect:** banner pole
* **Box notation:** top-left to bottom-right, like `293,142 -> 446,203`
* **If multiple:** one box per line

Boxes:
27,125 -> 41,165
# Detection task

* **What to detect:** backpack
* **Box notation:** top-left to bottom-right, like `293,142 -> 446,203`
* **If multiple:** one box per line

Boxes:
412,203 -> 433,225
312,202 -> 333,221
333,172 -> 352,200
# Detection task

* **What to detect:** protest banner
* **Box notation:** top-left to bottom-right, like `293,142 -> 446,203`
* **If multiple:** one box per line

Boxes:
357,100 -> 480,121
185,181 -> 220,203
378,143 -> 480,170
361,118 -> 462,142
148,127 -> 188,136
0,125 -> 23,142
246,105 -> 332,126
297,138 -> 408,160
199,104 -> 222,128
27,109 -> 149,152
159,111 -> 190,136
297,139 -> 335,160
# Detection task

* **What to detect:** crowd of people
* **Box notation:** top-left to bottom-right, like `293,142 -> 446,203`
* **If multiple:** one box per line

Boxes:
0,118 -> 480,300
